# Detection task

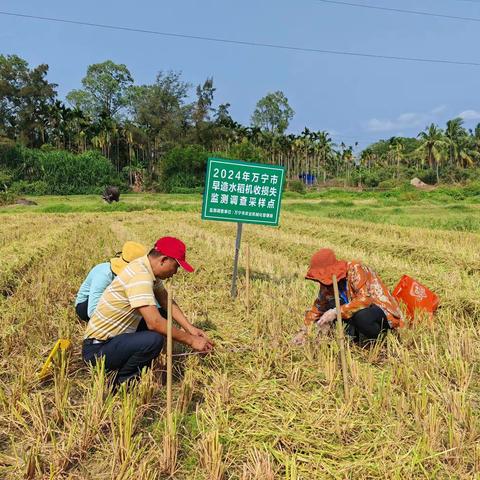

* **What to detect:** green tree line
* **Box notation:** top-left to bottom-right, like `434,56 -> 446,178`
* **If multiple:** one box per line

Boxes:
1,54 -> 479,193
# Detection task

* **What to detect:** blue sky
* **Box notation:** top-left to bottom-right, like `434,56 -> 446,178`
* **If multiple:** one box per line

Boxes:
1,0 -> 480,150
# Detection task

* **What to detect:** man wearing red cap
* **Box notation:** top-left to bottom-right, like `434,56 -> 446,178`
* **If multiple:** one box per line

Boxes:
83,236 -> 213,386
292,248 -> 403,346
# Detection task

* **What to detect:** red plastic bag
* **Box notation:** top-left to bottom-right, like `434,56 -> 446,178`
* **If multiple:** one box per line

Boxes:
392,275 -> 439,323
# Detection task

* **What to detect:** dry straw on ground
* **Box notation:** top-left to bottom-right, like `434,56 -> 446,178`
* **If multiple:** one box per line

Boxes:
0,210 -> 478,479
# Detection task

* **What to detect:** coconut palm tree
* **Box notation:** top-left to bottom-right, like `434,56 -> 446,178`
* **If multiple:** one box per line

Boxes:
457,135 -> 479,168
416,124 -> 448,183
387,137 -> 405,177
445,118 -> 467,166
471,123 -> 480,160
360,147 -> 375,170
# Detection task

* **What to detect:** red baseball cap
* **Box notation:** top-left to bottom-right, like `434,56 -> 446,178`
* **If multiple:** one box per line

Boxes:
154,237 -> 195,273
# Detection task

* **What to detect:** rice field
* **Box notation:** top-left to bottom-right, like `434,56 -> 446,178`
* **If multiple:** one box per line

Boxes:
0,195 -> 479,479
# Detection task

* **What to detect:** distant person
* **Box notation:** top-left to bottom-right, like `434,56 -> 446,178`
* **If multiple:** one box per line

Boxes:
83,237 -> 213,386
292,248 -> 403,345
75,241 -> 147,322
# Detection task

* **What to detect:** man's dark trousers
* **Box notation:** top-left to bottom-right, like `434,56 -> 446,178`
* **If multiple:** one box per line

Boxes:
82,330 -> 165,385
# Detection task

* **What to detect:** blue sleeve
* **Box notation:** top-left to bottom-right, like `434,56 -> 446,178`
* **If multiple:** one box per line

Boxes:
87,271 -> 114,317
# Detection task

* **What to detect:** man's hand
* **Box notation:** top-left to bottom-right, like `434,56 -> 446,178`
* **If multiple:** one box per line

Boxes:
189,335 -> 214,352
188,325 -> 209,338
317,308 -> 337,326
138,305 -> 212,350
187,326 -> 215,349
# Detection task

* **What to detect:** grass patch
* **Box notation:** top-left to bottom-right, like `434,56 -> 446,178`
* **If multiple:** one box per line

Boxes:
1,189 -> 479,234
283,199 -> 480,233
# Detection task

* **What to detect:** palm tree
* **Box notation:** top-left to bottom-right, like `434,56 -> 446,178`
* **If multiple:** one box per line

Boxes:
316,131 -> 334,182
360,147 -> 375,170
457,135 -> 479,168
416,124 -> 447,183
387,137 -> 404,178
445,118 -> 467,166
471,123 -> 480,161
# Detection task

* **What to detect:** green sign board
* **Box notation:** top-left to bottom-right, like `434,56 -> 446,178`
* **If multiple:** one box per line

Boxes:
202,157 -> 285,226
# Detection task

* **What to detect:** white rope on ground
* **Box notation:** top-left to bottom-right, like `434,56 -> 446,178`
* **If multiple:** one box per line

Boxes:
172,346 -> 253,357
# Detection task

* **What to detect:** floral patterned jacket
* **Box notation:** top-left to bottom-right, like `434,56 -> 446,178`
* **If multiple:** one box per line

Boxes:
304,261 -> 403,329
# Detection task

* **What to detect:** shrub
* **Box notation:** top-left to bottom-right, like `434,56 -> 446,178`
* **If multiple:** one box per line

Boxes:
11,180 -> 49,195
350,167 -> 392,188
378,179 -> 401,189
0,167 -> 13,188
417,169 -> 436,185
40,150 -> 120,194
286,179 -> 306,194
220,139 -> 266,163
0,145 -> 122,194
463,181 -> 480,198
0,190 -> 17,206
440,165 -> 471,184
159,145 -> 208,193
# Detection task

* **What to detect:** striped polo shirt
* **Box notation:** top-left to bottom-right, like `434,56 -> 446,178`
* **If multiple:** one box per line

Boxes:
85,255 -> 163,341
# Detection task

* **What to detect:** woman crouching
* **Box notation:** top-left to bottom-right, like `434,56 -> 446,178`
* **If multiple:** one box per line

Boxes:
293,249 -> 403,346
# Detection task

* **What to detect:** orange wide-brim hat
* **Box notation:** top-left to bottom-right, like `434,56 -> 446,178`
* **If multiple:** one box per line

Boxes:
305,248 -> 348,285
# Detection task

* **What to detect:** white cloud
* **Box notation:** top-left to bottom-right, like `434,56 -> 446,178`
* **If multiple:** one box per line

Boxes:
365,106 -> 445,133
431,105 -> 447,115
366,113 -> 426,132
458,110 -> 480,121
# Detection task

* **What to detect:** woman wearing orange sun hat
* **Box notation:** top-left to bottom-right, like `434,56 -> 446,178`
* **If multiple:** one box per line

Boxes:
293,248 -> 403,345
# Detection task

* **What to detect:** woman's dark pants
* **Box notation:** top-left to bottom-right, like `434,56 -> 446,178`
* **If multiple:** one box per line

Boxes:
75,300 -> 89,322
347,304 -> 390,342
327,296 -> 390,342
